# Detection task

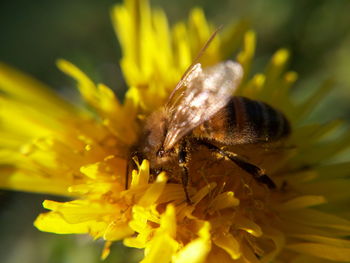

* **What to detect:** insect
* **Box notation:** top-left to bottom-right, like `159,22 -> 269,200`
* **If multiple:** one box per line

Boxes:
130,32 -> 291,204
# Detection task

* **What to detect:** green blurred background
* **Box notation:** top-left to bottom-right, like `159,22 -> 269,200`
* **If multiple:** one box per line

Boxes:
0,0 -> 350,262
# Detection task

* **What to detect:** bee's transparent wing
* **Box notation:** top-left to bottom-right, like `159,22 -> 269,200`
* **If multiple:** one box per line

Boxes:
163,60 -> 243,150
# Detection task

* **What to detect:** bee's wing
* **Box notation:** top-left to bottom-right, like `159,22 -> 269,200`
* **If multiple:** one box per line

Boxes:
163,60 -> 243,150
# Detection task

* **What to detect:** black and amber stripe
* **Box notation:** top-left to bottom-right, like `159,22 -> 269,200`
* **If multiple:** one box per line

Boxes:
230,96 -> 290,143
195,96 -> 290,145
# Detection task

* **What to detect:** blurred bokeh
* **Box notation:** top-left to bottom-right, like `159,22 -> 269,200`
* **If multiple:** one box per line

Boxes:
0,0 -> 350,262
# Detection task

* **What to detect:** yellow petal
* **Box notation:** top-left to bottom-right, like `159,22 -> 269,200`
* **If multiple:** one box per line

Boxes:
210,191 -> 240,211
138,172 -> 167,207
281,209 -> 350,233
101,241 -> 112,260
278,195 -> 327,210
142,235 -> 178,263
0,62 -> 73,114
103,222 -> 134,241
235,215 -> 262,237
287,243 -> 350,262
34,212 -> 106,236
237,30 -> 256,85
213,232 -> 241,260
141,205 -> 179,263
131,159 -> 150,188
173,222 -> 211,263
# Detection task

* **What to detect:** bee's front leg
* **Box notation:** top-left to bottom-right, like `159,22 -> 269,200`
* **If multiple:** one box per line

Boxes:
178,139 -> 193,204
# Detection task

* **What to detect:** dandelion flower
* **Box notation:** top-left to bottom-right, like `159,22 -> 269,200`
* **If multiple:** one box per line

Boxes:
1,0 -> 350,262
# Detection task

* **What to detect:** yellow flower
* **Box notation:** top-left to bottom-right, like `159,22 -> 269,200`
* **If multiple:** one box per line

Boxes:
1,0 -> 350,262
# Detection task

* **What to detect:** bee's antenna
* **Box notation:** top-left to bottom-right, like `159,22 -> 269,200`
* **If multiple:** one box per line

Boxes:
191,25 -> 223,68
166,26 -> 223,107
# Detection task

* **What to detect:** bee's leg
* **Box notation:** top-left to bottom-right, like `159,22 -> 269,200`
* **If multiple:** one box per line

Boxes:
226,153 -> 276,189
198,140 -> 276,189
125,162 -> 130,190
179,140 -> 192,204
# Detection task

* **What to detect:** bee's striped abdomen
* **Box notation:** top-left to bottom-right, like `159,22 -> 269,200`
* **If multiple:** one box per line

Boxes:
194,96 -> 290,145
239,97 -> 290,142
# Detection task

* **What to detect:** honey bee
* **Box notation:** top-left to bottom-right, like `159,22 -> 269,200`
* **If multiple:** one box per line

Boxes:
130,34 -> 290,204
130,58 -> 291,203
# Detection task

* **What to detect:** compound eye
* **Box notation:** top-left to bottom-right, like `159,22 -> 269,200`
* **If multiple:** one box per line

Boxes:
156,147 -> 165,158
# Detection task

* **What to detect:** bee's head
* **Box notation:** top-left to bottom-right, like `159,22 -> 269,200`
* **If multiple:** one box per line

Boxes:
138,109 -> 170,163
136,109 -> 178,168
